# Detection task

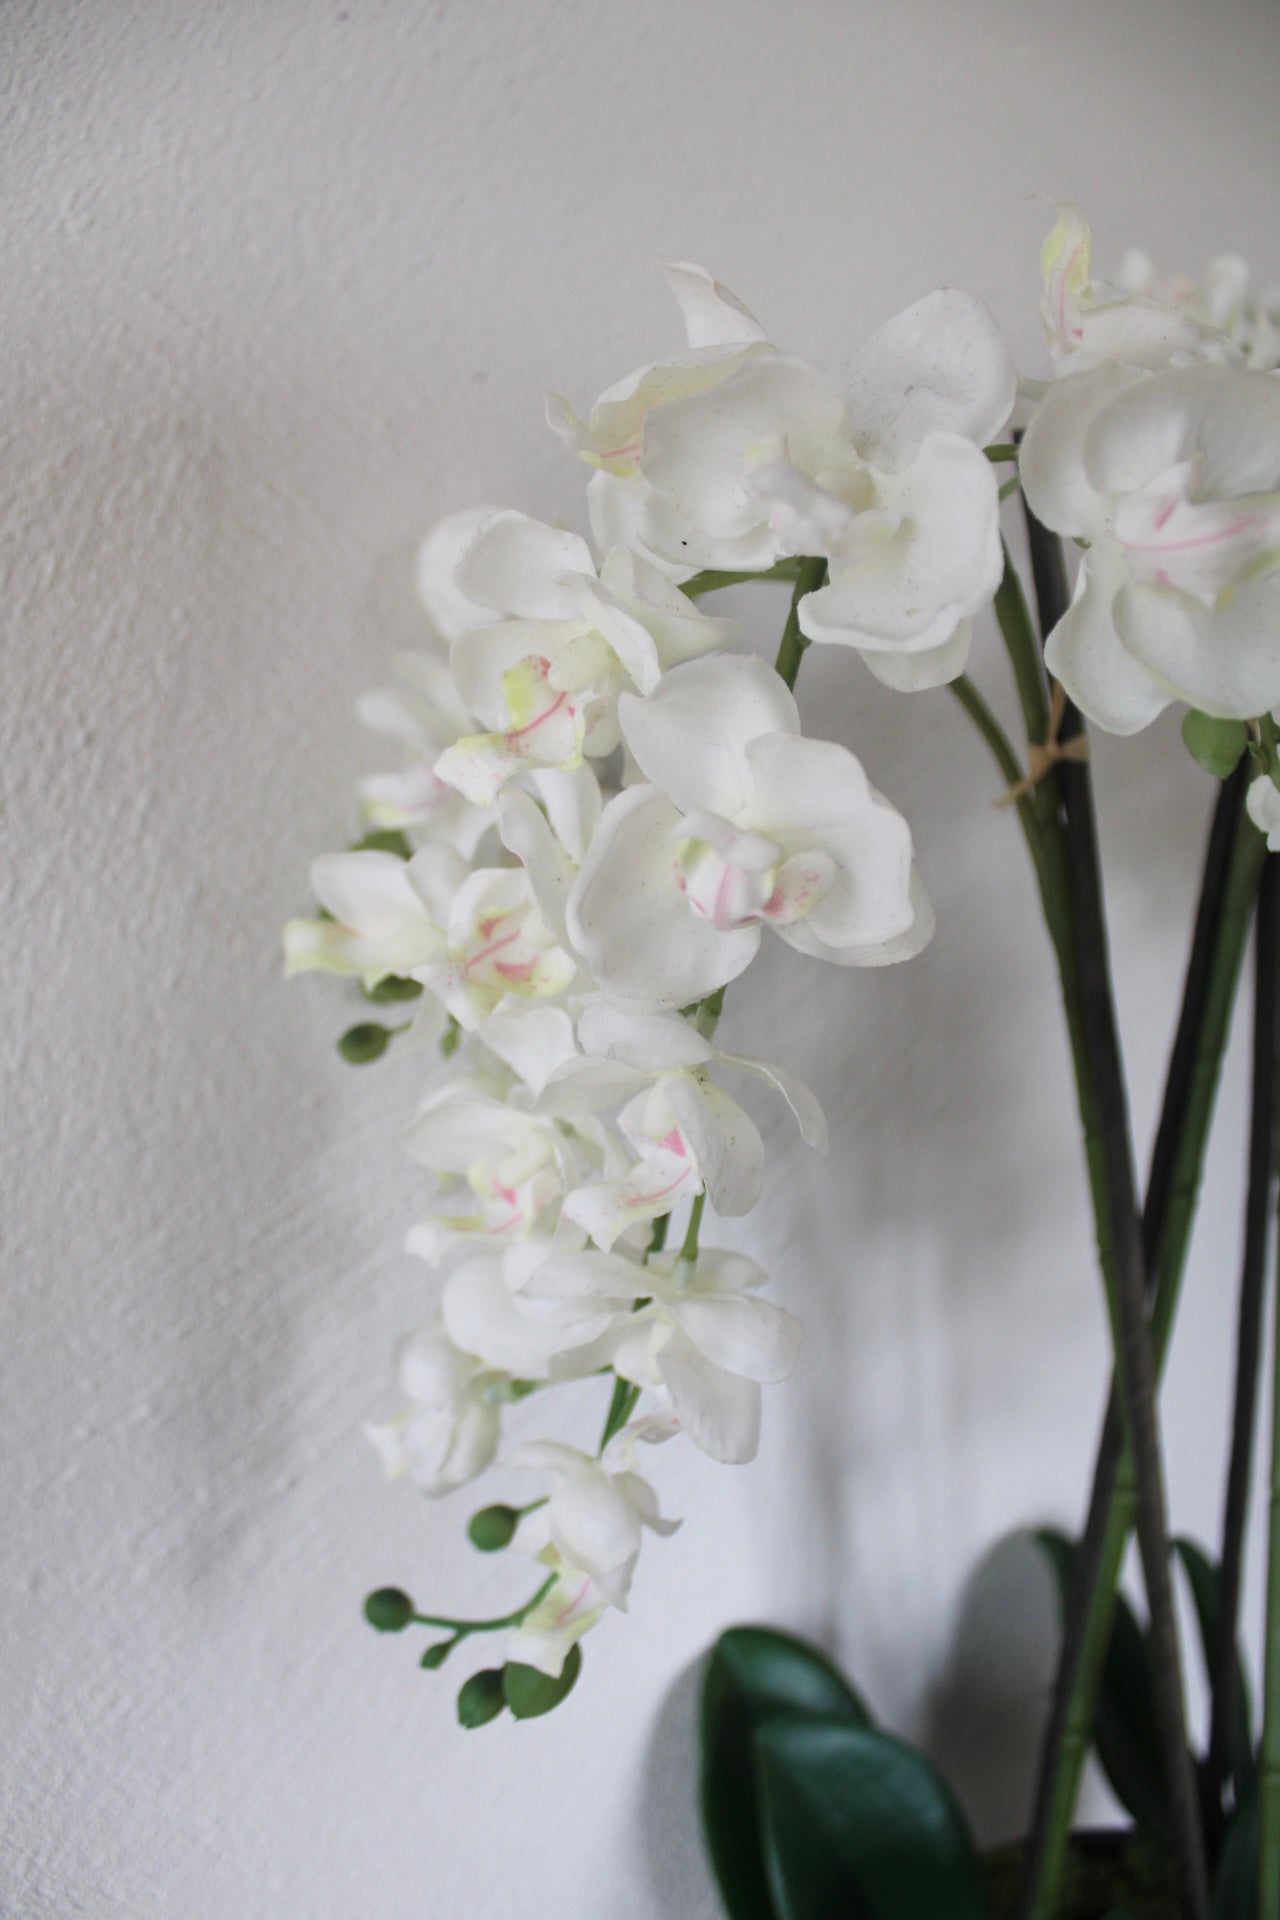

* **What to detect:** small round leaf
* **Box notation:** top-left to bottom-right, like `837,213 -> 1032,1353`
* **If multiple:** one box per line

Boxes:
457,1668 -> 507,1730
503,1644 -> 582,1720
338,1022 -> 393,1064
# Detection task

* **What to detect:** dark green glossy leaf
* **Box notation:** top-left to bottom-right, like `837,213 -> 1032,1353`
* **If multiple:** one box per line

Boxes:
1182,712 -> 1248,780
503,1642 -> 581,1719
700,1626 -> 871,1920
1212,1783 -> 1257,1919
1172,1536 -> 1254,1792
456,1667 -> 506,1729
753,1714 -> 987,1920
1035,1529 -> 1171,1842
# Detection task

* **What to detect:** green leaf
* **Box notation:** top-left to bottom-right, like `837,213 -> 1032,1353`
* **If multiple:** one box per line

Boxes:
419,1639 -> 455,1670
1172,1536 -> 1254,1793
364,1587 -> 414,1633
1213,1782 -> 1257,1919
753,1714 -> 988,1920
1035,1529 -> 1171,1842
350,827 -> 413,858
700,1626 -> 871,1920
362,974 -> 423,1004
468,1505 -> 520,1553
503,1643 -> 582,1719
337,1021 -> 394,1064
456,1667 -> 506,1730
1182,711 -> 1248,780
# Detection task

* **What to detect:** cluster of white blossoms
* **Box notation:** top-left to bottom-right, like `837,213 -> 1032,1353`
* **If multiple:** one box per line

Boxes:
286,212 -> 1280,1701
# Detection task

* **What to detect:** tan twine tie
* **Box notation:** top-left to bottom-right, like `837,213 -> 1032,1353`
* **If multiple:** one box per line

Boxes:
996,681 -> 1089,808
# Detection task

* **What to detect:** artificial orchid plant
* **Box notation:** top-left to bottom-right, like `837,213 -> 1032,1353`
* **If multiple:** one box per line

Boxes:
285,207 -> 1280,1918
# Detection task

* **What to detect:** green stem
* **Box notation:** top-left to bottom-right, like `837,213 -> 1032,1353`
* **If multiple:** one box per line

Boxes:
985,442 -> 1021,464
1260,869 -> 1280,1920
947,674 -> 1051,906
993,540 -> 1052,771
680,558 -> 803,597
1207,855 -> 1279,1828
598,1375 -> 640,1454
1013,532 -> 1261,1920
773,556 -> 828,691
597,1213 -> 671,1453
1054,697 -> 1210,1920
1023,791 -> 1263,1920
411,1573 -> 556,1637
678,1190 -> 706,1268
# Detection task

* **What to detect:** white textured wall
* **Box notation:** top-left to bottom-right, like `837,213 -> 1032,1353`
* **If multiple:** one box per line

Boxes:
5,3 -> 1280,1914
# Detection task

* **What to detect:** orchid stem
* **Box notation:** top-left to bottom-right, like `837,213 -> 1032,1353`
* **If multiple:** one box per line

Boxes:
773,556 -> 828,691
1020,778 -> 1261,1920
1208,855 -> 1279,1832
681,558 -> 803,597
411,1573 -> 556,1637
1009,515 -> 1235,1920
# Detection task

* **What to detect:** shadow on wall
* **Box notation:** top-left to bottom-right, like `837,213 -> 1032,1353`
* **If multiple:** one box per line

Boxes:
636,1657 -> 725,1920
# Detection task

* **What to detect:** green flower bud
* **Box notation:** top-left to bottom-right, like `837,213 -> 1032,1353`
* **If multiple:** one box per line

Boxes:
362,975 -> 424,1004
364,1587 -> 415,1633
503,1643 -> 582,1720
420,1639 -> 455,1670
338,1022 -> 393,1064
1182,710 -> 1248,780
467,1505 -> 520,1553
457,1668 -> 507,1730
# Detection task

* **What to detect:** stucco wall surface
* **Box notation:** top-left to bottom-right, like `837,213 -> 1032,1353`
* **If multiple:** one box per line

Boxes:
4,2 -> 1280,1915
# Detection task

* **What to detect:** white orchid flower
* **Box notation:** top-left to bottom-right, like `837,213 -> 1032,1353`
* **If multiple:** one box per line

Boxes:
477,1001 -> 581,1099
439,1238 -> 622,1381
560,1065 -> 764,1250
625,290 -> 1013,688
553,262 -> 772,584
1248,771 -> 1280,848
1113,243 -> 1280,372
547,261 -> 768,479
547,1001 -> 826,1248
1021,364 -> 1280,731
356,651 -> 495,858
525,1246 -> 803,1464
564,1000 -> 828,1146
495,765 -> 604,950
414,505 -> 509,642
567,654 -> 931,1008
416,864 -> 578,1028
1038,205 -> 1230,379
508,1437 -> 679,1609
282,845 -> 460,985
503,1546 -> 611,1678
434,513 -> 733,804
364,1324 -> 501,1496
401,1072 -> 593,1265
